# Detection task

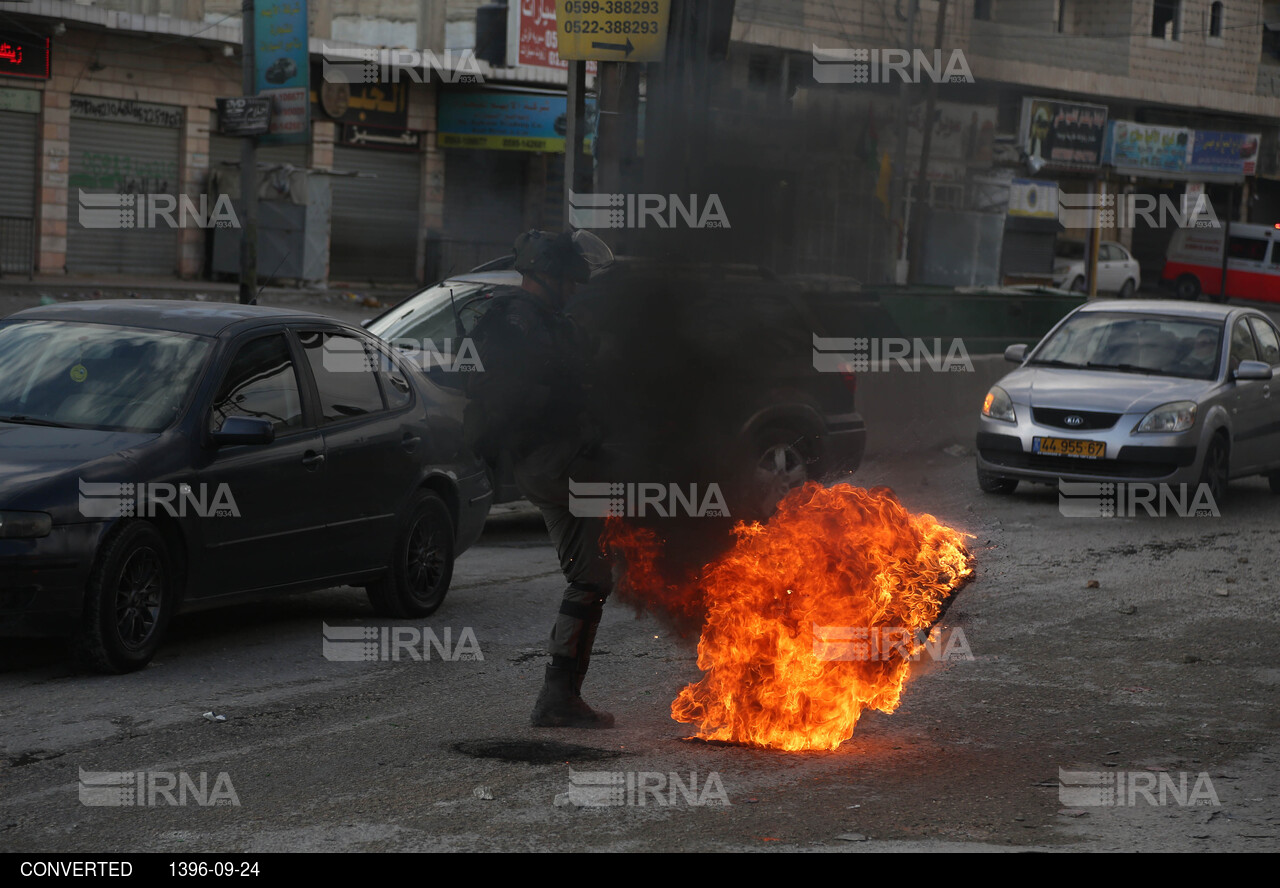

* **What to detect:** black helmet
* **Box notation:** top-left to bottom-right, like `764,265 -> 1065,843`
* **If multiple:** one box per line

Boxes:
513,229 -> 613,284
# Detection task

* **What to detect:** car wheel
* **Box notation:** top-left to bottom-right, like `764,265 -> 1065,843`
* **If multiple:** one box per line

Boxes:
367,491 -> 455,618
1069,276 -> 1087,293
977,469 -> 1018,495
1118,279 -> 1136,299
73,522 -> 173,674
735,427 -> 814,521
1198,435 -> 1230,508
1174,274 -> 1202,301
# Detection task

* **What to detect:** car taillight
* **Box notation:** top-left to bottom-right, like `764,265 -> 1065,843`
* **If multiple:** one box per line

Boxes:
838,362 -> 857,397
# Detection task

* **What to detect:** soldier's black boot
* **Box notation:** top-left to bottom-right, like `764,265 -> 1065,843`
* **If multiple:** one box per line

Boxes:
531,665 -> 615,728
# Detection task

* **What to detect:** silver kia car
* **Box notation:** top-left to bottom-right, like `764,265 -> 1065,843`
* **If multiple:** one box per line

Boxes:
975,300 -> 1280,503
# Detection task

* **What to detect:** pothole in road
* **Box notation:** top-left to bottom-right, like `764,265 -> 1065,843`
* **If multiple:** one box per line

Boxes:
453,739 -> 624,764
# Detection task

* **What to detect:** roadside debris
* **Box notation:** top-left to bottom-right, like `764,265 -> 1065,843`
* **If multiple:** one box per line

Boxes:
472,786 -> 494,801
1086,579 -> 1100,588
942,444 -> 969,458
202,711 -> 226,722
836,833 -> 869,842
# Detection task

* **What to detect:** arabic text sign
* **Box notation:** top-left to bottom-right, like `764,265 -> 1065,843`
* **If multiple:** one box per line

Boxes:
217,97 -> 272,136
507,0 -> 599,71
0,35 -> 50,81
1106,120 -> 1191,173
556,0 -> 670,62
437,90 -> 594,153
1190,130 -> 1261,177
341,124 -> 422,151
1022,98 -> 1108,169
255,0 -> 309,143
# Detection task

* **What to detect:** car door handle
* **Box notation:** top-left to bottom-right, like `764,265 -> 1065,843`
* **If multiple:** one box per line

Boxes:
401,434 -> 421,453
301,451 -> 326,469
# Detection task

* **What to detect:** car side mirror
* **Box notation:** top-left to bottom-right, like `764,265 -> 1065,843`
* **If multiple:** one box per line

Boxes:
211,416 -> 276,446
1004,344 -> 1029,364
1234,360 -> 1273,382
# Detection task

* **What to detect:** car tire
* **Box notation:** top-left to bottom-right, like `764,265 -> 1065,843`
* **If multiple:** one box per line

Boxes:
1174,274 -> 1202,301
1069,276 -> 1087,293
977,469 -> 1019,495
73,522 -> 174,674
733,426 -> 815,521
1198,434 -> 1230,508
1118,279 -> 1136,299
366,491 -> 456,618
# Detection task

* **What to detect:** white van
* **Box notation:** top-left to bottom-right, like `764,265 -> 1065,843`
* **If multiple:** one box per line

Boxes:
1162,222 -> 1280,303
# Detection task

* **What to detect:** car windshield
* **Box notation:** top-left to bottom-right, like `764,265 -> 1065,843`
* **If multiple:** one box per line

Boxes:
367,281 -> 488,343
1030,312 -> 1223,380
0,320 -> 212,432
1055,240 -> 1087,260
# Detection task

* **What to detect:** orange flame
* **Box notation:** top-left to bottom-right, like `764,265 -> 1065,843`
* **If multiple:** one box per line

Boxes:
607,482 -> 973,752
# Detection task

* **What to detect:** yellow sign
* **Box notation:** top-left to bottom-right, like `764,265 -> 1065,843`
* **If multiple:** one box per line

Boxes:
556,0 -> 671,62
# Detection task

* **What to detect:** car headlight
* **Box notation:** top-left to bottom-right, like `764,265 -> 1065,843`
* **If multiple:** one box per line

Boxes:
982,386 -> 1017,423
1135,401 -> 1197,433
0,511 -> 53,539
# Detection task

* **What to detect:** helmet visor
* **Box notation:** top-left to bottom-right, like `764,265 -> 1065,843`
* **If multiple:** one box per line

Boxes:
571,229 -> 615,274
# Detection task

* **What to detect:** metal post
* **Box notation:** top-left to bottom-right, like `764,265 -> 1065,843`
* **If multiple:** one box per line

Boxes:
564,60 -> 587,229
891,0 -> 918,282
1218,186 -> 1235,302
238,0 -> 258,304
908,0 -> 948,283
1087,179 -> 1103,299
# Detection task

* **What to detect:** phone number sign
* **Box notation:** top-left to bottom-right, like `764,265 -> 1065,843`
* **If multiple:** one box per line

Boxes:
556,0 -> 670,62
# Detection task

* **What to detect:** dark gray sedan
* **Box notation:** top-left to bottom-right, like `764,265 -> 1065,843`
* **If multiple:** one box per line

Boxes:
0,301 -> 492,672
976,300 -> 1280,504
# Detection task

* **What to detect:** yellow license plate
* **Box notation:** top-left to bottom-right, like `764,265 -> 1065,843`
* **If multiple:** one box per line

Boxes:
1033,437 -> 1105,459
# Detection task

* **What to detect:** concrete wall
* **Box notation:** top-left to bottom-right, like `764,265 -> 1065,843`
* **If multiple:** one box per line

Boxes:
855,354 -> 1012,454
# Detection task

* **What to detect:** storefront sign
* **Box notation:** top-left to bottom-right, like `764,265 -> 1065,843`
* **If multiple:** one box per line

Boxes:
310,76 -> 409,129
341,124 -> 422,151
1106,121 -> 1191,173
1021,98 -> 1108,169
255,0 -> 309,143
1008,179 -> 1059,219
437,90 -> 594,153
1190,130 -> 1261,177
506,0 -> 598,72
0,35 -> 50,81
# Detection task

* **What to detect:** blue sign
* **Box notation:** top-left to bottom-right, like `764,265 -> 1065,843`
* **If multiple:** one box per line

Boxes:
437,91 -> 596,153
1190,130 -> 1260,176
255,0 -> 309,144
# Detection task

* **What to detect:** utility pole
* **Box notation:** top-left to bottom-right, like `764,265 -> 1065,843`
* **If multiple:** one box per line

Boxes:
564,60 -> 588,229
908,0 -> 948,283
890,0 -> 918,284
238,0 -> 258,305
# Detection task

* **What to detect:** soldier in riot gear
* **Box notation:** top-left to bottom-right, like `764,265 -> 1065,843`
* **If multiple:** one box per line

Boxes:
464,229 -> 617,728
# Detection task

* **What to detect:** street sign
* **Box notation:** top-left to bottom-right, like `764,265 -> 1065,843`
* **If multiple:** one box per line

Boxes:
217,97 -> 272,136
556,0 -> 671,62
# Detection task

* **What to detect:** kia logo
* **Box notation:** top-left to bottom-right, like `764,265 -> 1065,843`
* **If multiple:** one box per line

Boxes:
1064,415 -> 1085,427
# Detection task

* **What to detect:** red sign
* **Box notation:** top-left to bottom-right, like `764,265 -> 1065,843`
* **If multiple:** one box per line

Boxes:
507,0 -> 596,72
0,36 -> 50,81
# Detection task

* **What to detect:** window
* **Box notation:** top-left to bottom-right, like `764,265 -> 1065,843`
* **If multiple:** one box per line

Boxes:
974,0 -> 993,21
1230,318 -> 1259,371
1249,318 -> 1280,364
1228,236 -> 1268,262
1210,2 -> 1224,38
1152,0 -> 1181,39
211,334 -> 304,436
299,331 -> 387,423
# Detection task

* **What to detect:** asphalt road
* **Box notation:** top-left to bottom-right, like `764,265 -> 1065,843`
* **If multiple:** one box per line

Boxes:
2,450 -> 1278,853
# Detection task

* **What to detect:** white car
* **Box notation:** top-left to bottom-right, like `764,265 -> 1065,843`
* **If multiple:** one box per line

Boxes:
1053,239 -> 1141,297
